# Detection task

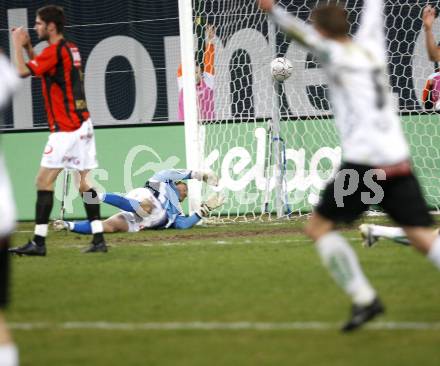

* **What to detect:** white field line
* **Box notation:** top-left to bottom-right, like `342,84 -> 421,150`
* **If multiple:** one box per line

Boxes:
11,237 -> 362,249
15,230 -> 363,241
52,237 -> 362,249
8,321 -> 440,331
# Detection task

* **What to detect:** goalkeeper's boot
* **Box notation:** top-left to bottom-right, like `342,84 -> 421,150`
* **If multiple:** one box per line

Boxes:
341,297 -> 385,332
53,220 -> 69,232
359,224 -> 379,248
9,240 -> 46,257
83,238 -> 108,254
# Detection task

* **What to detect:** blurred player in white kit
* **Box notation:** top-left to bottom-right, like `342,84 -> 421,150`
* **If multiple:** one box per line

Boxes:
0,52 -> 20,366
259,0 -> 440,331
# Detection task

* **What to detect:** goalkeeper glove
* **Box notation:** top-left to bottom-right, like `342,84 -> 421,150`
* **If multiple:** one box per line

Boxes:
191,170 -> 219,186
198,193 -> 225,217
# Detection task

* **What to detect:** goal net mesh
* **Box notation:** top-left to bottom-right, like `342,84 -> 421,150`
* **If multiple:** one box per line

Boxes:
193,0 -> 440,222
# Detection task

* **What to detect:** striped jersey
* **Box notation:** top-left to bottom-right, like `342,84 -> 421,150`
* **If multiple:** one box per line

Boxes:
26,39 -> 89,133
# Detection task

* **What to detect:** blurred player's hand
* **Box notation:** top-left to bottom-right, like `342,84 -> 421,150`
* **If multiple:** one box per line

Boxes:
423,5 -> 436,30
11,27 -> 30,48
258,0 -> 275,12
199,193 -> 225,216
206,24 -> 216,42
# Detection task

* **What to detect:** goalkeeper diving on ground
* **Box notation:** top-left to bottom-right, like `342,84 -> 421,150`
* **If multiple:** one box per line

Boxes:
53,169 -> 224,234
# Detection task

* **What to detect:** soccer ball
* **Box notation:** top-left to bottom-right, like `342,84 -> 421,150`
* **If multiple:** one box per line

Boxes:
270,57 -> 293,82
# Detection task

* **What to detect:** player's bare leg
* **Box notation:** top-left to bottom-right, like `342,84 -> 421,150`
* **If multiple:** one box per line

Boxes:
103,214 -> 130,233
9,167 -> 62,256
400,226 -> 437,254
0,313 -> 18,366
78,170 -> 107,253
401,227 -> 440,271
0,313 -> 12,344
36,166 -> 63,190
305,213 -> 384,332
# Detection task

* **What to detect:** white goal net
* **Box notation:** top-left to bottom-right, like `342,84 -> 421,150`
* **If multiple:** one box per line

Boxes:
185,0 -> 440,221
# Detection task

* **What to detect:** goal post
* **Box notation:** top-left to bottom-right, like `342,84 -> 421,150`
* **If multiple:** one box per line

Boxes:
181,0 -> 340,221
178,0 -> 203,213
179,0 -> 289,219
268,17 -> 286,218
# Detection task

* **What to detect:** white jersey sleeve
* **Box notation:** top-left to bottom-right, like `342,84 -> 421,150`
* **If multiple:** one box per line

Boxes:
354,0 -> 386,63
270,5 -> 330,61
0,54 -> 20,110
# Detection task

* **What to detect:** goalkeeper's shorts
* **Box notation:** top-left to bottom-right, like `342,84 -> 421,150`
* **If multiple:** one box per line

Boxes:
317,162 -> 433,227
119,188 -> 168,232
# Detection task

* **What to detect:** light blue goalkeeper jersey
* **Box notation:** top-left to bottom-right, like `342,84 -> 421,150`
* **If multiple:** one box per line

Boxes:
148,169 -> 199,228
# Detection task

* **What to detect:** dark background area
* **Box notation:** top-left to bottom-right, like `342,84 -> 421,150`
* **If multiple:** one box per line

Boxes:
0,0 -> 436,128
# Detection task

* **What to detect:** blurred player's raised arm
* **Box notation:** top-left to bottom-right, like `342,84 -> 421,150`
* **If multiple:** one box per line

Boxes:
0,52 -> 20,108
258,0 -> 326,54
203,24 -> 215,79
199,24 -> 216,119
355,0 -> 384,41
355,0 -> 386,62
423,5 -> 440,62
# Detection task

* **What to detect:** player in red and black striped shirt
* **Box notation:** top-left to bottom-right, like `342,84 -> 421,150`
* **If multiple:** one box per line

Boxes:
10,5 -> 107,255
26,38 -> 90,133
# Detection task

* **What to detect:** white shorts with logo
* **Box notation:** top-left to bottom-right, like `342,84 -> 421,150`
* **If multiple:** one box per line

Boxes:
0,154 -> 16,236
40,119 -> 98,171
119,188 -> 168,232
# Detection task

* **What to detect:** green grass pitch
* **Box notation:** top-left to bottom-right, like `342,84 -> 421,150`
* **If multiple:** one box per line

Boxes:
6,218 -> 440,365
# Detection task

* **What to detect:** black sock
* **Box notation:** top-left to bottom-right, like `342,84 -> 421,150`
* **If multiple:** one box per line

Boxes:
33,190 -> 54,246
34,235 -> 46,246
92,232 -> 104,244
83,188 -> 105,243
0,237 -> 10,309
